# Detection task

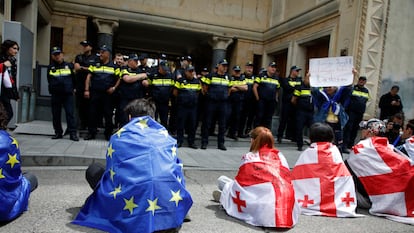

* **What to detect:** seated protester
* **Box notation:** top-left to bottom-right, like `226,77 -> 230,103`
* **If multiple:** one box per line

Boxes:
385,113 -> 404,146
346,119 -> 414,225
213,127 -> 299,228
73,98 -> 193,233
291,123 -> 360,217
0,102 -> 37,221
395,119 -> 414,159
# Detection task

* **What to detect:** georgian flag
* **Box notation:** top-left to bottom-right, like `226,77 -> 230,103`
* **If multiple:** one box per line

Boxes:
292,142 -> 360,217
347,137 -> 414,225
403,136 -> 414,160
0,63 -> 13,88
220,147 -> 299,228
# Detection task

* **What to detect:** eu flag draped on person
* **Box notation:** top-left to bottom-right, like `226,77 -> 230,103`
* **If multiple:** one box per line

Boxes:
0,130 -> 31,221
73,116 -> 193,233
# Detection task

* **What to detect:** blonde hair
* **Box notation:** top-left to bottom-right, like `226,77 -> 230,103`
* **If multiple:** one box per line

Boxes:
249,127 -> 275,152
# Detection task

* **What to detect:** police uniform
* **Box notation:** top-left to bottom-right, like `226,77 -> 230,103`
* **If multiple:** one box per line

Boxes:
343,80 -> 369,149
239,63 -> 256,136
148,62 -> 174,128
227,66 -> 247,139
47,47 -> 78,140
86,59 -> 119,140
174,66 -> 201,148
253,68 -> 280,129
201,60 -> 232,150
293,82 -> 314,150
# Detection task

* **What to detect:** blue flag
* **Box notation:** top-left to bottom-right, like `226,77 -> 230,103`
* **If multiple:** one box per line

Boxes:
0,130 -> 31,221
73,116 -> 193,233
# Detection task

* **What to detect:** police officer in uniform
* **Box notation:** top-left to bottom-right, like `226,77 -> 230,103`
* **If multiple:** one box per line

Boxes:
277,65 -> 302,143
173,65 -> 201,149
138,53 -> 151,73
74,40 -> 98,130
200,59 -> 232,150
253,62 -> 280,130
239,61 -> 256,137
227,65 -> 247,140
47,47 -> 78,141
118,54 -> 149,127
291,71 -> 313,151
342,76 -> 369,153
148,61 -> 174,128
84,45 -> 120,140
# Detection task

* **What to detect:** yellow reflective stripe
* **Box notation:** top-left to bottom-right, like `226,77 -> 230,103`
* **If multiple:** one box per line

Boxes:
301,89 -> 311,95
352,90 -> 369,98
152,79 -> 174,86
201,76 -> 210,84
260,77 -> 279,86
230,80 -> 247,86
49,68 -> 72,76
294,90 -> 301,96
89,65 -> 117,74
175,82 -> 201,90
211,77 -> 230,86
288,81 -> 301,87
245,79 -> 254,84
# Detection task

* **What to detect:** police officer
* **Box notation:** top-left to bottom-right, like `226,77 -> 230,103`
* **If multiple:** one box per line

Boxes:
74,40 -> 99,130
84,45 -> 120,140
291,71 -> 313,151
227,65 -> 247,140
118,54 -> 149,127
138,53 -> 151,73
200,59 -> 232,150
253,62 -> 280,130
148,61 -> 174,128
239,61 -> 256,137
47,47 -> 78,141
342,76 -> 369,153
173,65 -> 201,149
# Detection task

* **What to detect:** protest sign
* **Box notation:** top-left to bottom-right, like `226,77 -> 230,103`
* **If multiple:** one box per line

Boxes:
309,56 -> 353,87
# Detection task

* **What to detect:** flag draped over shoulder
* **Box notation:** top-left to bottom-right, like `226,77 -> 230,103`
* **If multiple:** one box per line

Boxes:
291,142 -> 360,217
0,130 -> 31,221
220,147 -> 299,228
0,63 -> 13,88
347,137 -> 414,225
72,116 -> 193,233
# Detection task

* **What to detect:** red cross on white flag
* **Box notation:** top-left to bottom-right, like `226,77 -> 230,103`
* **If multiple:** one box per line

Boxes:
292,142 -> 360,217
220,148 -> 300,228
347,137 -> 414,225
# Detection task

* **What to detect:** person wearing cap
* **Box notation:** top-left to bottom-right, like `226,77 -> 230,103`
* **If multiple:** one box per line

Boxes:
138,53 -> 151,73
238,61 -> 256,137
74,40 -> 99,130
117,54 -> 149,127
173,65 -> 201,149
292,70 -> 313,151
200,58 -> 232,150
147,60 -> 174,128
227,65 -> 247,140
277,65 -> 302,143
47,46 -> 79,141
342,75 -> 370,153
252,61 -> 280,130
84,45 -> 120,140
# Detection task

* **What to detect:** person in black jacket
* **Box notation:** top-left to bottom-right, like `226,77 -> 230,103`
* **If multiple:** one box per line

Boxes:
47,47 -> 78,141
379,85 -> 403,120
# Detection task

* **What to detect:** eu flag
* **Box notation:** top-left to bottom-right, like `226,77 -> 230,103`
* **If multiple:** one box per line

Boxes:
0,130 -> 31,221
73,116 -> 193,233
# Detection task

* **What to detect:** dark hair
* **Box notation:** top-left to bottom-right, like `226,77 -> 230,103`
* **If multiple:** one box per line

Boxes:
391,85 -> 399,91
124,98 -> 156,119
0,102 -> 9,130
309,122 -> 334,143
406,119 -> 414,131
1,39 -> 19,56
249,126 -> 275,152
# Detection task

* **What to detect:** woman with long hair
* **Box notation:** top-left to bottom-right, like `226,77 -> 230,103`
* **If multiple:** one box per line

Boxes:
0,39 -> 20,124
213,126 -> 299,228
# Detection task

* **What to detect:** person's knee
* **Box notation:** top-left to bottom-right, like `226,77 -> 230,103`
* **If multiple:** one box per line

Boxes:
86,163 -> 105,190
23,172 -> 38,192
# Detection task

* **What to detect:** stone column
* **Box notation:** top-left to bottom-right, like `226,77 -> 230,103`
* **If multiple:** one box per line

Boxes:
93,18 -> 119,51
209,36 -> 233,70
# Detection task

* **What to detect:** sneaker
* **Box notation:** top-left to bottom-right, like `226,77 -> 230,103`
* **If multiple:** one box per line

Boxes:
218,144 -> 227,151
201,144 -> 207,149
188,144 -> 198,149
51,134 -> 63,139
70,134 -> 79,141
212,190 -> 221,202
84,134 -> 96,140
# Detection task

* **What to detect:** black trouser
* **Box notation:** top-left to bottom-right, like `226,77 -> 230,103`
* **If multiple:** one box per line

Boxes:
227,99 -> 243,136
0,97 -> 13,124
278,101 -> 296,139
327,121 -> 343,152
239,97 -> 256,135
119,98 -> 134,127
201,99 -> 227,146
155,100 -> 169,128
88,90 -> 114,137
296,109 -> 314,148
85,163 -> 105,190
343,111 -> 363,149
169,97 -> 177,134
75,90 -> 89,129
176,105 -> 197,145
254,99 -> 276,130
51,93 -> 77,135
23,172 -> 38,192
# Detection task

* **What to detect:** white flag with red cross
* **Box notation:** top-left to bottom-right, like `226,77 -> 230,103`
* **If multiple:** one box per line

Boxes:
403,136 -> 414,160
220,148 -> 300,228
0,63 -> 13,88
347,137 -> 414,225
291,142 -> 361,217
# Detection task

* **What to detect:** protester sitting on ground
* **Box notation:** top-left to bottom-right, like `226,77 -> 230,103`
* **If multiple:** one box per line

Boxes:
291,122 -> 360,217
0,102 -> 37,222
346,118 -> 414,225
384,113 -> 404,146
395,119 -> 414,159
213,126 -> 299,228
73,98 -> 193,233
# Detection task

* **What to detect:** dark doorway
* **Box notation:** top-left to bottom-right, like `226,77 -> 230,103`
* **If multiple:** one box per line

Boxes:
304,36 -> 330,71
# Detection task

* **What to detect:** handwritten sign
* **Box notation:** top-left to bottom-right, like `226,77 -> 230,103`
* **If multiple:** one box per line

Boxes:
309,56 -> 353,87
